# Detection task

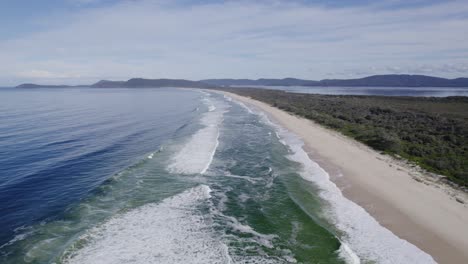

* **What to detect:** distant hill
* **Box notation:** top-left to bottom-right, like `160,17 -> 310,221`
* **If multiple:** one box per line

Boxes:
320,75 -> 468,87
15,75 -> 468,88
16,78 -> 215,89
91,78 -> 215,88
91,80 -> 126,88
200,78 -> 320,86
201,75 -> 468,87
15,83 -> 77,88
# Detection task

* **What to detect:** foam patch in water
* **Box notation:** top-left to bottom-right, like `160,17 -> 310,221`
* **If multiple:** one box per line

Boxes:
229,97 -> 254,114
226,218 -> 278,249
224,173 -> 262,184
62,185 -> 231,264
337,242 -> 361,264
167,96 -> 228,174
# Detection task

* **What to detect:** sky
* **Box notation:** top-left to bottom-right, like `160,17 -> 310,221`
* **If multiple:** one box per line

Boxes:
0,0 -> 467,86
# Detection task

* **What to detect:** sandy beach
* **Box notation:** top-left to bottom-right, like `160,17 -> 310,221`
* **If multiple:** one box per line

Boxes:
223,91 -> 468,264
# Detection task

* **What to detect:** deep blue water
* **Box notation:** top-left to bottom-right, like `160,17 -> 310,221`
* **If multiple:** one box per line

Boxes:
233,85 -> 468,97
0,88 -> 201,244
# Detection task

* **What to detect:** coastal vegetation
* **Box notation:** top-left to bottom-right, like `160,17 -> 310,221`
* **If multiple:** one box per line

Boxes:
221,88 -> 468,187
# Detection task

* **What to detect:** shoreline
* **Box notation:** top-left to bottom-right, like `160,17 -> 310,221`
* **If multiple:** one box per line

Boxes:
221,91 -> 468,264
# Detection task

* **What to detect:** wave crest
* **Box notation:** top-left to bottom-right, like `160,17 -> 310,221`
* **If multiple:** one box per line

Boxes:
167,96 -> 228,174
62,185 -> 231,264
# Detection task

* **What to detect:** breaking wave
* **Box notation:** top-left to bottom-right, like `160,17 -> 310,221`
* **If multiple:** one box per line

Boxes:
167,95 -> 228,174
62,185 -> 231,264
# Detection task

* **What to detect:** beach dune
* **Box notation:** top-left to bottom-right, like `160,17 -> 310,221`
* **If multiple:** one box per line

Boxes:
223,91 -> 468,264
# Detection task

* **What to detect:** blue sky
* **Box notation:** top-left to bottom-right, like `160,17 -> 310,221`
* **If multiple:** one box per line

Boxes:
0,0 -> 467,85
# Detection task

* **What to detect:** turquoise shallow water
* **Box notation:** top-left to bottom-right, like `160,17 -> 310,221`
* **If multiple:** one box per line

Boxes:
0,88 -> 436,263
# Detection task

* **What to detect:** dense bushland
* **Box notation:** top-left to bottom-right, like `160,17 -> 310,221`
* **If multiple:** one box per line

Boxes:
222,88 -> 468,187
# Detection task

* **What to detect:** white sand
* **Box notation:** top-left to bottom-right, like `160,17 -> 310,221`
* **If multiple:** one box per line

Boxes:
223,91 -> 468,264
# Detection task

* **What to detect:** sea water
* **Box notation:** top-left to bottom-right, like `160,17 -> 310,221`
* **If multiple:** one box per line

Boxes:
0,88 -> 435,263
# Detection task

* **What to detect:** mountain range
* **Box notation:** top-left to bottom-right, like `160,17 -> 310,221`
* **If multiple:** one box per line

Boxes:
201,75 -> 468,87
15,74 -> 468,88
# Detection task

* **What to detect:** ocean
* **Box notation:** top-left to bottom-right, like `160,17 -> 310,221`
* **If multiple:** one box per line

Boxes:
0,88 -> 435,263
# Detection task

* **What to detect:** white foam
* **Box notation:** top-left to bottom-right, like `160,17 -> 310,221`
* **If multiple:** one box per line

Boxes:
220,213 -> 278,250
238,193 -> 250,202
230,99 -> 254,114
221,216 -> 296,263
0,226 -> 35,250
209,190 -> 290,263
62,185 -> 231,264
167,96 -> 228,174
338,242 -> 361,264
268,119 -> 436,263
224,173 -> 261,184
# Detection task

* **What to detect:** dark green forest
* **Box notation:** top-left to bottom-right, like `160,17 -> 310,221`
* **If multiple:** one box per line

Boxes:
221,88 -> 468,187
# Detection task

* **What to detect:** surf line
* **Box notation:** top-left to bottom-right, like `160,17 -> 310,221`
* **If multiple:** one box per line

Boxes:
167,95 -> 227,175
201,123 -> 221,174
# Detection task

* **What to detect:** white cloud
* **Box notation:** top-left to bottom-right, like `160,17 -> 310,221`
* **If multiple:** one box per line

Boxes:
1,0 -> 467,85
328,62 -> 468,77
16,70 -> 80,79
